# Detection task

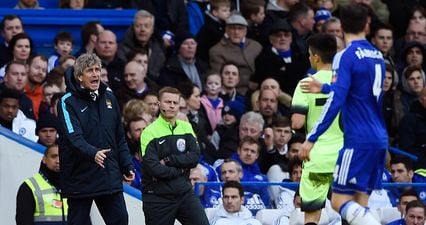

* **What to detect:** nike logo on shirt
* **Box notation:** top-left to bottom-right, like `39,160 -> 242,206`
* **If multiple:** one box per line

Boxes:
159,140 -> 166,144
80,106 -> 88,112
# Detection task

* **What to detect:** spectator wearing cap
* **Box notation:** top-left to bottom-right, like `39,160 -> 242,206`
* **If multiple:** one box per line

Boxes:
209,13 -> 262,95
209,100 -> 245,161
261,0 -> 298,46
314,8 -> 332,33
159,32 -> 208,90
36,113 -> 59,147
252,19 -> 309,96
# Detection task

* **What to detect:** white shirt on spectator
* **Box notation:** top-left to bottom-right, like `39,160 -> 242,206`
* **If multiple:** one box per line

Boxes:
12,110 -> 37,142
211,204 -> 262,225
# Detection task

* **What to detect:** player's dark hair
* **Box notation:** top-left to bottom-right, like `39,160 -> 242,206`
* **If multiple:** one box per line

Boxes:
307,33 -> 337,64
340,3 -> 369,34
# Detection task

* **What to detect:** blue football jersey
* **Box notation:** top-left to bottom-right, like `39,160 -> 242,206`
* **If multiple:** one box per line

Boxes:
307,40 -> 388,149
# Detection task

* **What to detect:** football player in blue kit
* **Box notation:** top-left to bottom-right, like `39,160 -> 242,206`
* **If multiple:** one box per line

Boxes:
299,3 -> 388,225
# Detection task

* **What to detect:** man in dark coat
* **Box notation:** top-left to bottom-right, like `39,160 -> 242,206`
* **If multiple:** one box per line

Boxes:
159,33 -> 208,90
57,53 -> 135,225
253,20 -> 309,96
118,10 -> 166,83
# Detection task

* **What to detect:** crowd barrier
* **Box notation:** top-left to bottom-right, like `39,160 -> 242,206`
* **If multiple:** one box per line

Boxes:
195,181 -> 426,196
2,122 -> 425,224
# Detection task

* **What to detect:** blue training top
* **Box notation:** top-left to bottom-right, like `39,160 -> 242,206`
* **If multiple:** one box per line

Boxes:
307,39 -> 388,149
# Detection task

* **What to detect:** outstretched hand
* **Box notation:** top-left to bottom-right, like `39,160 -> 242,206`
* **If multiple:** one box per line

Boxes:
299,75 -> 323,93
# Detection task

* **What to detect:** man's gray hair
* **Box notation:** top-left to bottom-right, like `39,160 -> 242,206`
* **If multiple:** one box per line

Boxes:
223,158 -> 243,173
240,111 -> 265,130
133,10 -> 155,25
73,53 -> 102,79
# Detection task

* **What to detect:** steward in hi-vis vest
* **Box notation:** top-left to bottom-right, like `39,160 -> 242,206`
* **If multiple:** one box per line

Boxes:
16,145 -> 68,225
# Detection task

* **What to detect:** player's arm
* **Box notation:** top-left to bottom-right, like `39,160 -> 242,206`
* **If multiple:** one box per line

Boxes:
291,81 -> 308,130
307,64 -> 351,143
164,133 -> 200,169
142,140 -> 185,179
291,114 -> 306,130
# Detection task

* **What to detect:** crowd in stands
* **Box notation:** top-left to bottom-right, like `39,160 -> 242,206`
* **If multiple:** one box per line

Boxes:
2,0 -> 426,224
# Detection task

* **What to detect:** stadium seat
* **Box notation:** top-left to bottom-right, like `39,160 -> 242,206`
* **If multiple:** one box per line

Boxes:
256,209 -> 284,225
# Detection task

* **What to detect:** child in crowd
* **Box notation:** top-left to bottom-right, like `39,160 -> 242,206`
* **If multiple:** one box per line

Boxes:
201,73 -> 224,135
210,100 -> 244,160
48,31 -> 73,72
58,55 -> 76,71
241,0 -> 265,43
38,82 -> 61,116
196,0 -> 231,62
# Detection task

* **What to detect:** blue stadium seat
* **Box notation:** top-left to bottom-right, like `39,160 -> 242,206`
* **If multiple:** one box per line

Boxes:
0,9 -> 136,55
